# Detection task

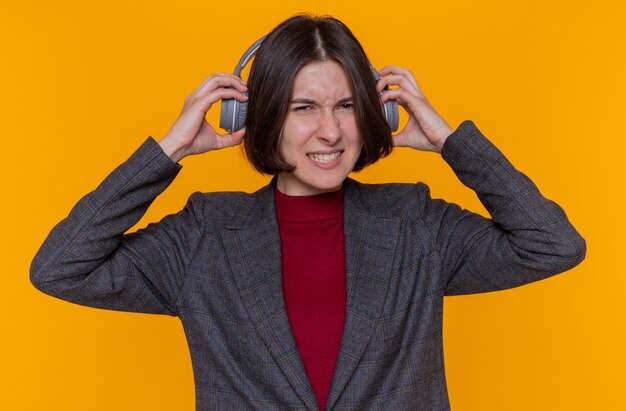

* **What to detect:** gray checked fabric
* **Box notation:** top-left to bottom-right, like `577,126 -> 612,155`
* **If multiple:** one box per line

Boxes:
31,120 -> 586,410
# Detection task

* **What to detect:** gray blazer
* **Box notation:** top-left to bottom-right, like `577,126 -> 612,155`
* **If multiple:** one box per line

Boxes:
31,120 -> 586,410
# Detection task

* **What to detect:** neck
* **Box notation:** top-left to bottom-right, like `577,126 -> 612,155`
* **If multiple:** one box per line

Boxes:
276,173 -> 343,196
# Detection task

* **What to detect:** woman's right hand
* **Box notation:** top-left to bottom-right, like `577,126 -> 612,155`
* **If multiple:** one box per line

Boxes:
158,74 -> 248,163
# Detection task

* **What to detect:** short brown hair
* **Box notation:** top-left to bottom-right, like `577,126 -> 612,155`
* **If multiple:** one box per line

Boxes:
243,14 -> 394,174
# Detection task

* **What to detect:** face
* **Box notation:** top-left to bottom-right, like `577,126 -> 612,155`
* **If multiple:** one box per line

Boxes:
276,60 -> 363,196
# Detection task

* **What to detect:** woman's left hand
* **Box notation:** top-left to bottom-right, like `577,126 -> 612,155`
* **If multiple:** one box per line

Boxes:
377,66 -> 453,153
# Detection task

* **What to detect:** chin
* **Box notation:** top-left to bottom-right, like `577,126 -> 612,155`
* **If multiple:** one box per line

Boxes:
309,175 -> 346,192
279,165 -> 353,195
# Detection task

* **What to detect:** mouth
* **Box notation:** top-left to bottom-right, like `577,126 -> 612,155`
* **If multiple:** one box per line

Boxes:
306,150 -> 343,164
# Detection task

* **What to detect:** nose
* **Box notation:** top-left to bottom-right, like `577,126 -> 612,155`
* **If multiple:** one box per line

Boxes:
316,111 -> 342,144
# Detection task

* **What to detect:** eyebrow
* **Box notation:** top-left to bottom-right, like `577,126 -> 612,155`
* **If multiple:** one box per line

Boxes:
290,97 -> 354,105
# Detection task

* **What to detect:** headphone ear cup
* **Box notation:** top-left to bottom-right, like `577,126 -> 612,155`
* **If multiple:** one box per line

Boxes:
382,99 -> 399,132
235,96 -> 248,132
219,96 -> 236,132
371,67 -> 399,132
219,91 -> 248,132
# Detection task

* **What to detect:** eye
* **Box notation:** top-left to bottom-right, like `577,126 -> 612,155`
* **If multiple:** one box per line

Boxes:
293,105 -> 312,112
337,102 -> 354,111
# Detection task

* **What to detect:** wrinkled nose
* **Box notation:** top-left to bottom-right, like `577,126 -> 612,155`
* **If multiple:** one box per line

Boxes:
317,112 -> 342,144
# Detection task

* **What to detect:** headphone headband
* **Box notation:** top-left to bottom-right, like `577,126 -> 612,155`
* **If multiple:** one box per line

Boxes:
220,36 -> 399,133
234,36 -> 266,77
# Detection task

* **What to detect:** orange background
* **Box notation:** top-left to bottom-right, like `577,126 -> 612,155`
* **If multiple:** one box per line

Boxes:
3,0 -> 625,409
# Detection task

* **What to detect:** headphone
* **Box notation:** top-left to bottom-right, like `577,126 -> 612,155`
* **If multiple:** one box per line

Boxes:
219,36 -> 399,133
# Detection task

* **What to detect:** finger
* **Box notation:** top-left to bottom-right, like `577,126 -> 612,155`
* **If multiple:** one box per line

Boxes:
197,73 -> 247,90
376,74 -> 421,96
191,74 -> 248,99
378,66 -> 420,93
376,74 -> 425,97
379,87 -> 430,114
186,87 -> 248,112
205,87 -> 249,104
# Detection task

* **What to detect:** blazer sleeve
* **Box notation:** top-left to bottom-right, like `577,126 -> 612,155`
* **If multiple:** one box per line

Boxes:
421,120 -> 586,295
30,136 -> 204,316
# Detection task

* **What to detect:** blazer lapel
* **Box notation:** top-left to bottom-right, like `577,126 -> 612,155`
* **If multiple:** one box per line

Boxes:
221,178 -> 318,411
325,178 -> 401,410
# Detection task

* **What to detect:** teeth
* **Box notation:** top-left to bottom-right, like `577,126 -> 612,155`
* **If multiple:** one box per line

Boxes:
307,152 -> 341,163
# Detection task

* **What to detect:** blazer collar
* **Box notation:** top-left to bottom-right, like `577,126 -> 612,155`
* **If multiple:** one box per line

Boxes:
221,176 -> 401,410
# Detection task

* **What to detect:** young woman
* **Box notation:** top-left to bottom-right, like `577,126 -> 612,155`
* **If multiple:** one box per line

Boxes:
31,14 -> 586,411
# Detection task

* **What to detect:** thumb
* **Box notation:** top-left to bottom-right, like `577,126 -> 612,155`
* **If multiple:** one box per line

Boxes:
391,130 -> 409,147
230,127 -> 246,145
216,127 -> 246,149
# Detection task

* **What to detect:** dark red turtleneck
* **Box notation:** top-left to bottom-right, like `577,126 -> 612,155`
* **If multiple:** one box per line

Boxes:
274,186 -> 347,410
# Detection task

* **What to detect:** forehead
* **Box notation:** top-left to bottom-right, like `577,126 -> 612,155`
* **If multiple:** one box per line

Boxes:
290,60 -> 352,98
